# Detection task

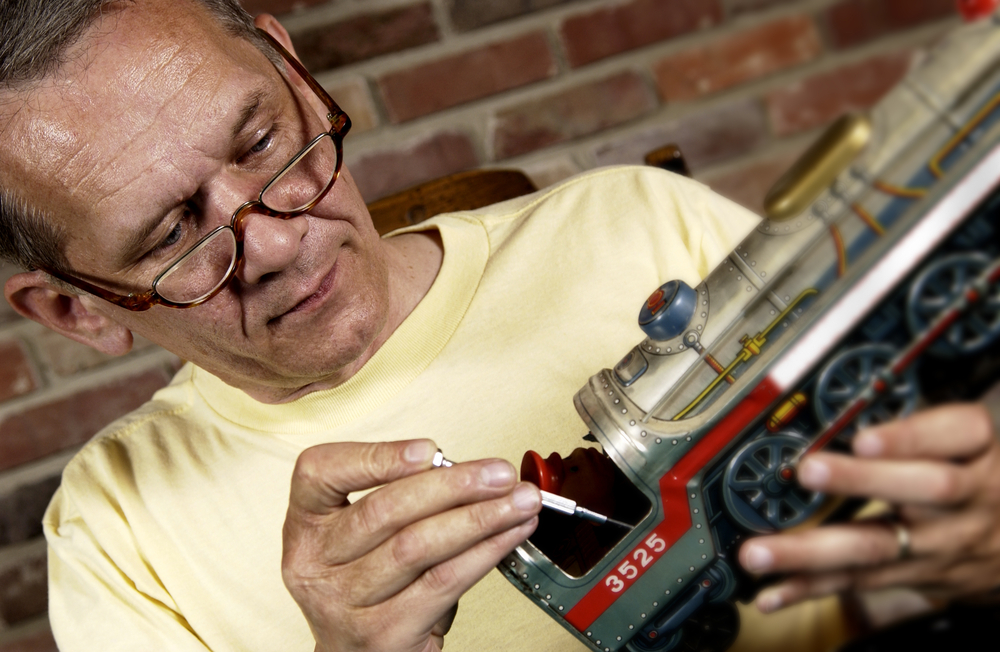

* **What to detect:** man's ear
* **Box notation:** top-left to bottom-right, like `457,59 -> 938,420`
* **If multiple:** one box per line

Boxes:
253,13 -> 327,117
254,13 -> 297,58
4,270 -> 134,356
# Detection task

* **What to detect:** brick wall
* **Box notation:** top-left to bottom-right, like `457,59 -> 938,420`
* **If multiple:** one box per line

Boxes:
0,0 -> 963,648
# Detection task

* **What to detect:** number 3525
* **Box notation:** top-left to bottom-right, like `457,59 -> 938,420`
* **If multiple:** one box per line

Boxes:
604,533 -> 667,593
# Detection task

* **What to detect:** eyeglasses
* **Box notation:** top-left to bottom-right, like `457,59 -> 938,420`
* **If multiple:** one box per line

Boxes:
42,30 -> 352,311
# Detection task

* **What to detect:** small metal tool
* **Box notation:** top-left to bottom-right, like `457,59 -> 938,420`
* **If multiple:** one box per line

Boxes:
432,450 -> 632,529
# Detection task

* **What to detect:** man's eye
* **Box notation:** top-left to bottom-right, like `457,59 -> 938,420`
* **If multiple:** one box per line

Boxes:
160,222 -> 184,249
247,131 -> 273,156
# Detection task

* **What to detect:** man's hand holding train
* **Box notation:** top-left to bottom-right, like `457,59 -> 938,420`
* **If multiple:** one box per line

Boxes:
738,402 -> 1000,614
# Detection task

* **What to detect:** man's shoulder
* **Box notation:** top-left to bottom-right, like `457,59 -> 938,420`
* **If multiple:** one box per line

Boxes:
463,165 -> 712,223
431,165 -> 716,251
56,364 -> 198,483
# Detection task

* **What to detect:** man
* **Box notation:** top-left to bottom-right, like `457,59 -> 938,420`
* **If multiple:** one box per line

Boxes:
1,1 -> 998,651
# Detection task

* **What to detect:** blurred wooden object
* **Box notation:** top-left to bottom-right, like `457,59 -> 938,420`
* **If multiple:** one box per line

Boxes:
367,169 -> 537,235
366,144 -> 691,236
644,144 -> 691,177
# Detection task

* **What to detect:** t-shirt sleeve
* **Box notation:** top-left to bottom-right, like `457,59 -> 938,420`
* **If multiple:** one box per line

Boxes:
45,470 -> 212,651
631,166 -> 762,280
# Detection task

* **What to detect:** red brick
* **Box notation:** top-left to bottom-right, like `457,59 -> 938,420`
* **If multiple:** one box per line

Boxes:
0,369 -> 170,472
379,32 -> 556,123
699,146 -> 807,214
292,4 -> 439,73
0,475 -> 61,546
0,629 -> 57,652
449,0 -> 574,32
593,97 -> 768,170
726,0 -> 803,14
0,550 -> 47,626
493,72 -> 658,159
561,0 -> 723,68
349,132 -> 480,203
654,15 -> 822,102
326,78 -> 379,134
239,0 -> 327,15
822,0 -> 957,50
767,50 -> 914,136
522,155 -> 584,190
0,340 -> 36,403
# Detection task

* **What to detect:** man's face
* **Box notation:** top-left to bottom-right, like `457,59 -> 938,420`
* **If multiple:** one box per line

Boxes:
2,1 -> 391,398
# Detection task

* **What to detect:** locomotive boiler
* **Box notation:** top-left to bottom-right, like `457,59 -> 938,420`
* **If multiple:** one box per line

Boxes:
498,6 -> 1000,651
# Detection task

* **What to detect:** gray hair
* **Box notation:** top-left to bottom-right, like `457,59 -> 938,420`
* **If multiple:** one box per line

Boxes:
0,0 -> 275,273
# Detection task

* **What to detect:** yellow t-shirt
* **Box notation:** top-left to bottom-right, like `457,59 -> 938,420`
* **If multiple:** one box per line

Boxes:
45,166 -> 847,651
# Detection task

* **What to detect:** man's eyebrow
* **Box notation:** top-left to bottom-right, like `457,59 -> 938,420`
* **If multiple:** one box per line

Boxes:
111,89 -> 273,268
231,90 -> 266,141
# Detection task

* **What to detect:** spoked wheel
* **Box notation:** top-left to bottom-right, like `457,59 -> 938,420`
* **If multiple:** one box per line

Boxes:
813,343 -> 918,438
723,433 -> 824,533
906,253 -> 1000,357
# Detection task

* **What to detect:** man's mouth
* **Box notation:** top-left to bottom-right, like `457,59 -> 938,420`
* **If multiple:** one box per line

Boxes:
276,261 -> 338,321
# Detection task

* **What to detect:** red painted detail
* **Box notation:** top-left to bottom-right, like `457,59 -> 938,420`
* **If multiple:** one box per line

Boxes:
649,631 -> 658,639
873,379 -> 887,393
704,354 -> 736,384
521,450 -> 565,493
565,378 -> 783,630
805,398 -> 869,456
830,225 -> 847,277
957,0 -> 1000,21
702,579 -> 712,588
967,288 -> 980,302
779,467 -> 794,481
647,289 -> 666,315
892,310 -> 961,373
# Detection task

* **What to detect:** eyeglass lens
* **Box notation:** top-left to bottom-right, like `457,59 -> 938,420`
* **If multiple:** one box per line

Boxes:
153,131 -> 340,304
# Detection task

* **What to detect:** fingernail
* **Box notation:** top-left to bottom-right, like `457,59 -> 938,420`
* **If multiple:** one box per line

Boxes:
797,458 -> 830,488
513,483 -> 541,511
744,543 -> 774,572
757,589 -> 783,613
404,440 -> 436,463
481,461 -> 516,487
854,431 -> 883,457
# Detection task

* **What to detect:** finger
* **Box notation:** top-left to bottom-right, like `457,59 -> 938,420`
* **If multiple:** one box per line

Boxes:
754,572 -> 854,613
326,459 -> 525,564
796,452 -> 981,506
348,482 -> 542,604
853,403 -> 994,461
744,504 -> 1000,577
740,522 -> 902,575
390,516 -> 539,634
288,439 -> 439,516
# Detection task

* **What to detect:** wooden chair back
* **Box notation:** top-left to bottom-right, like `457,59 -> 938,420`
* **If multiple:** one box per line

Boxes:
367,169 -> 537,235
365,146 -> 691,235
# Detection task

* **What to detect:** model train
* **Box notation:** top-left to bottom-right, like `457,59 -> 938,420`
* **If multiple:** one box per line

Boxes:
499,6 -> 1000,651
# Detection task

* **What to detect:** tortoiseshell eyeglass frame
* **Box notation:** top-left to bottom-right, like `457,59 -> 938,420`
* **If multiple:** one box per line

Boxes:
40,29 -> 352,311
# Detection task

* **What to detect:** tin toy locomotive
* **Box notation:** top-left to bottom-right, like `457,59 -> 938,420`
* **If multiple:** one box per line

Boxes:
499,7 -> 1000,651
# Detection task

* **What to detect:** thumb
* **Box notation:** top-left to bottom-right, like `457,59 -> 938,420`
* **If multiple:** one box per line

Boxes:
288,439 -> 438,515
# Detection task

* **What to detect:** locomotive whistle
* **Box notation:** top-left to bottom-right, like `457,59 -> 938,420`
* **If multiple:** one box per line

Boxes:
431,450 -> 631,529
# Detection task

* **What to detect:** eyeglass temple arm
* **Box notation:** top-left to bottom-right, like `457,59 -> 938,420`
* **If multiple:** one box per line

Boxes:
256,29 -> 352,137
39,265 -> 157,311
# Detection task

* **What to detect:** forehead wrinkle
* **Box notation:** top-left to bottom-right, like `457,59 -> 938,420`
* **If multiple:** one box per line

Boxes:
80,55 -> 216,202
82,64 -> 241,227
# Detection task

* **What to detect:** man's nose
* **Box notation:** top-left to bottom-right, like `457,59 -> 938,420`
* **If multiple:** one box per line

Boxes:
237,211 -> 309,285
